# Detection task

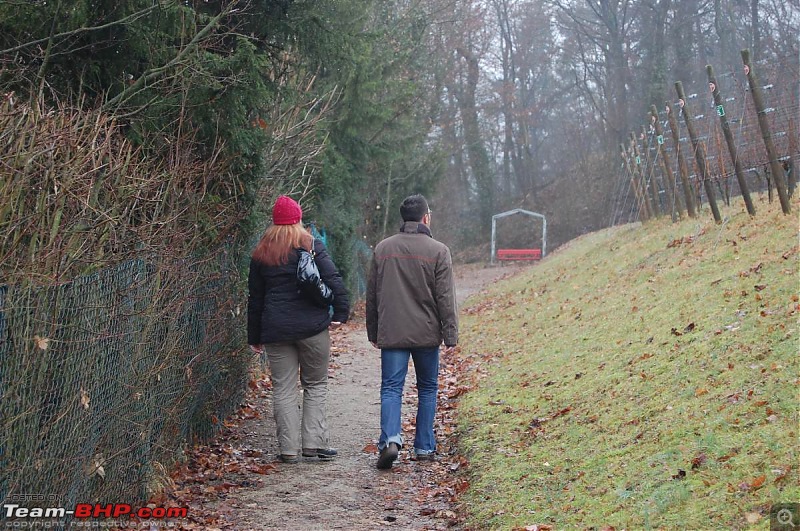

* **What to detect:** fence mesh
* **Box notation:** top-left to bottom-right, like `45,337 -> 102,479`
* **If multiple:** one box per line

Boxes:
0,255 -> 249,521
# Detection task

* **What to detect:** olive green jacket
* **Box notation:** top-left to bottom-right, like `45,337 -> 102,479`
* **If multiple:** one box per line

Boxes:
366,221 -> 458,349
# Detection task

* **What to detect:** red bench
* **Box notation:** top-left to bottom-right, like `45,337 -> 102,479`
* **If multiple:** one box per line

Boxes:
496,248 -> 542,261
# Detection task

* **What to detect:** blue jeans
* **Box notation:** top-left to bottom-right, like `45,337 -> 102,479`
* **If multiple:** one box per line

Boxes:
379,347 -> 439,454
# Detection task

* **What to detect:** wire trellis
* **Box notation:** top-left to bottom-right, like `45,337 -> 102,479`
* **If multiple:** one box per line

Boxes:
612,54 -> 799,225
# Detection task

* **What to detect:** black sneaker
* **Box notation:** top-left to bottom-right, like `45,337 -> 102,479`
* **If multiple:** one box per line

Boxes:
278,454 -> 299,464
376,443 -> 399,470
302,448 -> 338,460
414,452 -> 435,462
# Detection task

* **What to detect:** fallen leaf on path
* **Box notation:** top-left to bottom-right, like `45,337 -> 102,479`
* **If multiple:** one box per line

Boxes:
248,464 -> 276,475
453,479 -> 470,494
362,443 -> 378,453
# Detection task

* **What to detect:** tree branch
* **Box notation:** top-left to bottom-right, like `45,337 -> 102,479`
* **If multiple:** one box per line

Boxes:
0,4 -> 161,56
102,4 -> 236,112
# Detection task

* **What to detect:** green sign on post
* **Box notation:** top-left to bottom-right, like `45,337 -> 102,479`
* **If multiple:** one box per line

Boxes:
635,155 -> 641,165
716,105 -> 725,117
657,135 -> 664,145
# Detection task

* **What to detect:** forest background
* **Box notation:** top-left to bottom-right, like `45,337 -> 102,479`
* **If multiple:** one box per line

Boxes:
2,0 -> 798,289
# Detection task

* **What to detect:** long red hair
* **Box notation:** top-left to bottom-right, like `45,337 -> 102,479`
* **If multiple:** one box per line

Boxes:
252,222 -> 313,266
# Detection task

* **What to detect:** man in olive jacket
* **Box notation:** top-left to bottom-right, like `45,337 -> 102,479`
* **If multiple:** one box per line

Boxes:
366,194 -> 458,470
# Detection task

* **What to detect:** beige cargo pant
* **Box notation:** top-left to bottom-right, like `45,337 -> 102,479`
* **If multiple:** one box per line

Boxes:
265,329 -> 330,456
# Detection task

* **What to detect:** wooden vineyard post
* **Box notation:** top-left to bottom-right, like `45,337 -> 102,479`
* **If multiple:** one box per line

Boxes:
741,49 -> 791,214
642,125 -> 664,218
713,126 -> 732,206
630,132 -> 657,219
650,105 -> 683,221
675,81 -> 722,223
621,142 -> 649,221
665,101 -> 698,217
707,65 -> 756,216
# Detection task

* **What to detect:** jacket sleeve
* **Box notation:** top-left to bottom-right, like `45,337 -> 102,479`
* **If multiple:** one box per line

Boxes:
247,258 -> 265,345
314,239 -> 350,323
434,246 -> 458,346
365,254 -> 378,344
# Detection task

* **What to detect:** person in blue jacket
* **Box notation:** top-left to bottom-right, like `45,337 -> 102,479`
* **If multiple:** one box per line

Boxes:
247,195 -> 350,463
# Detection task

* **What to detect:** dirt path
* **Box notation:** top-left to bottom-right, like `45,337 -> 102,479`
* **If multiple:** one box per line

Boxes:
201,263 -> 525,530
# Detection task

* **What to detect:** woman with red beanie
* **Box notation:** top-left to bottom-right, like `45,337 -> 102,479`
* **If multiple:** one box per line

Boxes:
247,195 -> 350,463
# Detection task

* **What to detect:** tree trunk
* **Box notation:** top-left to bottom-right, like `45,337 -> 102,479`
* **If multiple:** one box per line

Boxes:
457,45 -> 495,234
672,0 -> 697,85
605,22 -> 629,145
494,0 -> 516,194
750,0 -> 760,60
643,0 -> 670,107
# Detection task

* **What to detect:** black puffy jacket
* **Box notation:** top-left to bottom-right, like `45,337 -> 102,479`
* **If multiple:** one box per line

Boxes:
247,238 -> 349,344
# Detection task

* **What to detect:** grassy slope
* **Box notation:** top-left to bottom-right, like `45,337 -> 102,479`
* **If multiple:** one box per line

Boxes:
456,197 -> 799,530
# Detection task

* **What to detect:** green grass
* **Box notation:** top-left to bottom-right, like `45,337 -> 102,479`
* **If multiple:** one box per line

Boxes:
456,197 -> 799,530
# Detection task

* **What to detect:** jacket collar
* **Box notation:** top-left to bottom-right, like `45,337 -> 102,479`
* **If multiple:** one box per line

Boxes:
399,221 -> 432,237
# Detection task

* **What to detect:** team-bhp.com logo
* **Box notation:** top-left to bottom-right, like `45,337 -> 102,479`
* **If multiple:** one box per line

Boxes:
3,502 -> 188,527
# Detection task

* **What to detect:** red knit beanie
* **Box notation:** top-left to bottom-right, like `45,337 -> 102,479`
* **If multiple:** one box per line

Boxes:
272,195 -> 303,225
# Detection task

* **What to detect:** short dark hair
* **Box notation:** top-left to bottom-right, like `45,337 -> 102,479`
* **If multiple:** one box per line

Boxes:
400,194 -> 429,222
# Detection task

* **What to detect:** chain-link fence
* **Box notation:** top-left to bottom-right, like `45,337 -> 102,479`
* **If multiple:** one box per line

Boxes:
0,255 -> 248,522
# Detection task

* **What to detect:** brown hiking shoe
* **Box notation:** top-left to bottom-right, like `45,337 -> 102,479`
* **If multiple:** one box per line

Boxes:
376,443 -> 399,470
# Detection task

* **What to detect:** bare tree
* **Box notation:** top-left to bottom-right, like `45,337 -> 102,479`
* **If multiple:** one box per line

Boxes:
551,0 -> 637,147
